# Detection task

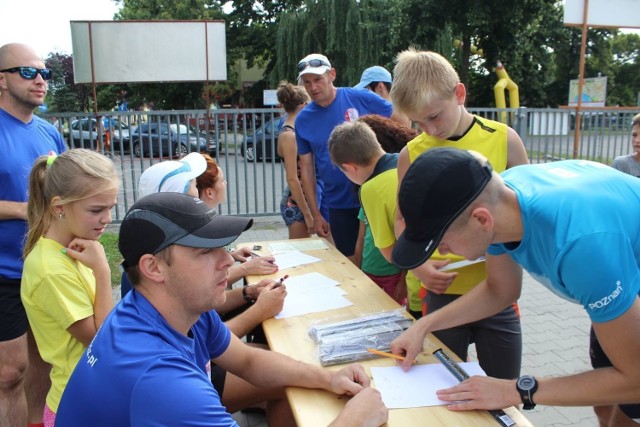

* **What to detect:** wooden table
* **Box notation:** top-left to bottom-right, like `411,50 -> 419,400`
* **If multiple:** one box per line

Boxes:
242,237 -> 532,427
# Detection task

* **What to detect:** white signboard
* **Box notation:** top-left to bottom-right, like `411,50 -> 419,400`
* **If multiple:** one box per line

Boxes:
263,89 -> 278,106
564,0 -> 640,28
71,21 -> 227,84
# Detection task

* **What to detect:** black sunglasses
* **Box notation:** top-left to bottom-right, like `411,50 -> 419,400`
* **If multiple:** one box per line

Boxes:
0,67 -> 52,80
297,59 -> 330,73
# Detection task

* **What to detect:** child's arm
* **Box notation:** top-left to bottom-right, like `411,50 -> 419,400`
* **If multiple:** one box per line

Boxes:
64,238 -> 114,346
505,126 -> 530,167
354,220 -> 365,269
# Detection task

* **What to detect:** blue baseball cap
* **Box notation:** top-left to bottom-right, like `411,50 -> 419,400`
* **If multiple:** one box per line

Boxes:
354,66 -> 392,90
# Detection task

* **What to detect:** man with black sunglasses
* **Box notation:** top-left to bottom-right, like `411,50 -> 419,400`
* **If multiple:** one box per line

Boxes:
0,43 -> 66,427
295,53 -> 403,263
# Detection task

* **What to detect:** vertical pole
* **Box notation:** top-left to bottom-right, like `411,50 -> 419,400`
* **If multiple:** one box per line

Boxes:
573,0 -> 589,159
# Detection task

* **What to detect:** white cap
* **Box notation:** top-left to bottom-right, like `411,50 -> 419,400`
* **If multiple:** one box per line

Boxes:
297,53 -> 332,79
137,152 -> 207,199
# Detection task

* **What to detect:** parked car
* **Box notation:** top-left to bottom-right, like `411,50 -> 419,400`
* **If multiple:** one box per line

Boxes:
67,117 -> 131,151
241,117 -> 284,162
130,122 -> 215,158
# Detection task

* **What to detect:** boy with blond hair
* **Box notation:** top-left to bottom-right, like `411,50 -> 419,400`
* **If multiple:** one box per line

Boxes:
389,48 -> 529,380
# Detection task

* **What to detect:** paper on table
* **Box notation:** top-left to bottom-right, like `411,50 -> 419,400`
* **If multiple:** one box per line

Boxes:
438,256 -> 486,272
370,362 -> 486,409
275,286 -> 352,319
268,240 -> 329,254
274,272 -> 351,319
273,251 -> 321,270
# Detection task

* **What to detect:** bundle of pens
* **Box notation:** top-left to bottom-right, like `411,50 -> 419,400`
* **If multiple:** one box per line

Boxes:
309,309 -> 413,366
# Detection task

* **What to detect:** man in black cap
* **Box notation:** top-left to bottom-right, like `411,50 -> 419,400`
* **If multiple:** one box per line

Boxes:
56,192 -> 387,426
389,148 -> 640,425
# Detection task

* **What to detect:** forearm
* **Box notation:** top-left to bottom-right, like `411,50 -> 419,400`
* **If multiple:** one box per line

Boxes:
242,349 -> 332,390
228,263 -> 247,284
299,164 -> 320,215
535,368 -> 640,407
215,288 -> 246,315
287,179 -> 312,218
0,200 -> 27,220
92,267 -> 114,328
224,304 -> 266,338
415,280 -> 515,336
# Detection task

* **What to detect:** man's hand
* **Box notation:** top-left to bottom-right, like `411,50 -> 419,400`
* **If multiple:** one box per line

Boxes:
332,388 -> 388,427
313,213 -> 331,237
253,281 -> 286,319
390,322 -> 428,371
241,256 -> 278,276
411,259 -> 458,294
436,376 -> 520,411
329,363 -> 370,396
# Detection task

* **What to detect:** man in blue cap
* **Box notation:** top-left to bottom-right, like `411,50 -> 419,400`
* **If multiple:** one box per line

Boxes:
354,65 -> 410,127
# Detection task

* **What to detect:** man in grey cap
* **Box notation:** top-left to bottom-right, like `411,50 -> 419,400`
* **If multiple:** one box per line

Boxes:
295,53 -> 403,262
56,192 -> 387,427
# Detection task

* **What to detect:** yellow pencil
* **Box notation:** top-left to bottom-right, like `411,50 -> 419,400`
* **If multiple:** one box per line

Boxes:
367,348 -> 407,361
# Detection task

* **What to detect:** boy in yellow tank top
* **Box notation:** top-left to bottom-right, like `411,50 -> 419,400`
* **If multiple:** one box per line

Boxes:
389,48 -> 530,379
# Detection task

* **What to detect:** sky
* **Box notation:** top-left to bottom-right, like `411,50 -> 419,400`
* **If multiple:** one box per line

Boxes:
0,0 -> 121,58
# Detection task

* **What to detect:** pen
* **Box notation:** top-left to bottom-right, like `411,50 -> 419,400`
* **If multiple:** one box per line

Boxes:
273,274 -> 288,288
367,348 -> 409,362
250,251 -> 275,264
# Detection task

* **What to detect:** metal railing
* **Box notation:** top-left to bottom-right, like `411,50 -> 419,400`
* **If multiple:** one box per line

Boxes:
42,107 -> 638,222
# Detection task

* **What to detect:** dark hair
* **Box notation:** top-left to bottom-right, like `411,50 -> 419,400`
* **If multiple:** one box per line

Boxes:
367,81 -> 392,93
356,114 -> 419,153
277,80 -> 309,113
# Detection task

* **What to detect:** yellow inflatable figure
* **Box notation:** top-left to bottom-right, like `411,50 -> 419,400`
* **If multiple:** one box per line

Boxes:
494,60 -> 519,124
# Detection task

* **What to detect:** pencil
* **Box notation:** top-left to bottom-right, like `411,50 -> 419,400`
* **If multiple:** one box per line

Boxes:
367,348 -> 407,361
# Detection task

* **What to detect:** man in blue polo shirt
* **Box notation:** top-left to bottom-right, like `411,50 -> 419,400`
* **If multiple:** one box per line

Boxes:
0,42 -> 66,427
56,192 -> 387,426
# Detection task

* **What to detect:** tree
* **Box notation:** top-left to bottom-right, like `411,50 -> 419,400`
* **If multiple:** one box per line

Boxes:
45,52 -> 92,112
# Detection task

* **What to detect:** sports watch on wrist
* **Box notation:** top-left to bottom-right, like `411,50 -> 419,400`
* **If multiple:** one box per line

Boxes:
242,286 -> 255,303
516,375 -> 538,410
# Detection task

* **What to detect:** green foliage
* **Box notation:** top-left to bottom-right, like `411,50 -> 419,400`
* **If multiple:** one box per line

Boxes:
99,231 -> 122,288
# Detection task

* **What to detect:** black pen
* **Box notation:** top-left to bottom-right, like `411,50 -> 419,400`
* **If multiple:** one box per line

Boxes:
273,275 -> 288,288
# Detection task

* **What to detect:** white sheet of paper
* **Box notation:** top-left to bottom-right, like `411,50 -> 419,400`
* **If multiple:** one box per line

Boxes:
438,256 -> 486,272
275,286 -> 352,319
273,251 -> 321,270
283,272 -> 340,292
268,240 -> 329,254
371,362 -> 486,409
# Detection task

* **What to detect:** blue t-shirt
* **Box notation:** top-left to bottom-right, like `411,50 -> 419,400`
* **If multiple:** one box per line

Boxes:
487,160 -> 640,323
56,290 -> 236,426
295,88 -> 392,209
0,109 -> 66,279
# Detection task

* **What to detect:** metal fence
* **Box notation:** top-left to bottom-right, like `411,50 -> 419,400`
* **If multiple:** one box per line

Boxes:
43,107 -> 638,222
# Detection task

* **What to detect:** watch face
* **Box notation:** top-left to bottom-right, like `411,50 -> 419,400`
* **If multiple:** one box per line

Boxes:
518,376 -> 535,391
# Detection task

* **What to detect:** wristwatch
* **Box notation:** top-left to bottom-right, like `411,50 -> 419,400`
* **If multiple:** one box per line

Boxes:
516,375 -> 538,410
242,286 -> 255,303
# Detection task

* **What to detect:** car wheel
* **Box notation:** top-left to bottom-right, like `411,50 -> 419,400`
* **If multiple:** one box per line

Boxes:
174,144 -> 188,159
244,146 -> 255,162
133,143 -> 141,158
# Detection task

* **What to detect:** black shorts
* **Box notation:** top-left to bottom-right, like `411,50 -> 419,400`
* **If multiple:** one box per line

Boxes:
211,364 -> 227,396
0,278 -> 28,341
590,327 -> 640,421
328,207 -> 360,258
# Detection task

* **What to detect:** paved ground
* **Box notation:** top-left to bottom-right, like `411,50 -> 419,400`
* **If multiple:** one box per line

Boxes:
115,216 -> 599,427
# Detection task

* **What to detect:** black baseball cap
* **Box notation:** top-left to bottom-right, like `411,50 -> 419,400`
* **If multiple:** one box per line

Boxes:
119,192 -> 253,269
392,148 -> 493,270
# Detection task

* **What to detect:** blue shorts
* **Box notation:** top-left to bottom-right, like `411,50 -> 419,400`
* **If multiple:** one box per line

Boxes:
280,203 -> 306,226
590,327 -> 640,421
328,207 -> 360,258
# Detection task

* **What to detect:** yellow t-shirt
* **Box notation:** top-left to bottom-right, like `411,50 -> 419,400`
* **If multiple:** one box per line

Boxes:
21,237 -> 96,412
406,116 -> 509,295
